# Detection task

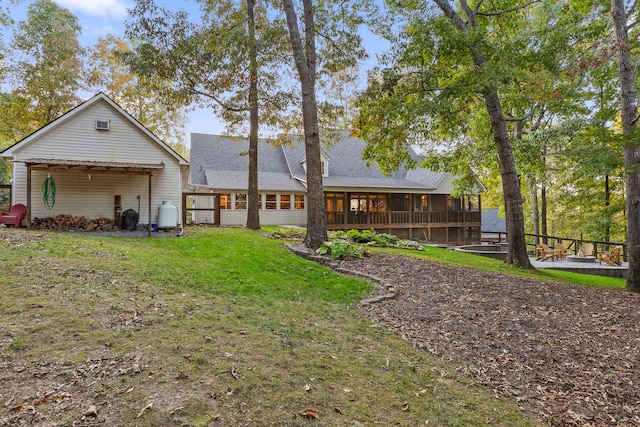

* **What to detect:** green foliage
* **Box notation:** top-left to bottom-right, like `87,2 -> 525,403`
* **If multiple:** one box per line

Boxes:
123,0 -> 293,135
347,228 -> 376,243
263,227 -> 306,240
396,239 -> 424,250
9,0 -> 83,124
317,239 -> 370,259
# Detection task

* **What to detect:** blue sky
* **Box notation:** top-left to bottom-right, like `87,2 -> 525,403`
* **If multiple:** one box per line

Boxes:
6,0 -> 388,145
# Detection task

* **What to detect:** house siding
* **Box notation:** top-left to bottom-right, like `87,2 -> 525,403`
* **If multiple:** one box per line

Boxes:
8,97 -> 183,225
219,209 -> 306,226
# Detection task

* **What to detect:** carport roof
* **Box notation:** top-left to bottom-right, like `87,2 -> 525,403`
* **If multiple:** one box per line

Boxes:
22,158 -> 165,174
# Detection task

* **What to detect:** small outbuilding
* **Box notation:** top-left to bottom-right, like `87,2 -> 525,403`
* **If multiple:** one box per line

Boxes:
0,93 -> 188,230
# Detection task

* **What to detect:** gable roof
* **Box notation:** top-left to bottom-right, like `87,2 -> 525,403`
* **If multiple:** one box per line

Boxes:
190,133 -> 305,192
190,133 -> 470,194
1,92 -> 188,166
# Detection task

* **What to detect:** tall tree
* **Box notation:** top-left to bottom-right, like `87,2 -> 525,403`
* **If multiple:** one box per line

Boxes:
9,0 -> 83,125
124,0 -> 290,230
281,0 -> 326,248
357,0 -> 546,267
280,0 -> 373,248
611,0 -> 640,292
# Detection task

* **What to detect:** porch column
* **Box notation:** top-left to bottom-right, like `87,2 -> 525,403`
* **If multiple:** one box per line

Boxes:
366,193 -> 370,225
148,173 -> 152,237
409,194 -> 414,225
343,193 -> 347,227
26,165 -> 32,229
214,193 -> 221,226
182,192 -> 187,226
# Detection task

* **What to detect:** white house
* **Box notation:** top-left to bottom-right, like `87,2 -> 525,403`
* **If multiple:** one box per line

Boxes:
0,93 -> 188,230
188,133 -> 484,244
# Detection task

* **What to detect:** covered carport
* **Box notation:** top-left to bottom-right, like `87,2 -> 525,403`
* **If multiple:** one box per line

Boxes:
22,158 -> 165,236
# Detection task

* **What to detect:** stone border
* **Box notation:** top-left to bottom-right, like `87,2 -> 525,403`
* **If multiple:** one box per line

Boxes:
284,243 -> 397,305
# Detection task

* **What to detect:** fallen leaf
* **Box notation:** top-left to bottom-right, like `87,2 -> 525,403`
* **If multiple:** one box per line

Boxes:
210,414 -> 221,421
298,408 -> 320,419
33,397 -> 48,406
136,403 -> 153,418
346,371 -> 353,377
343,388 -> 352,393
334,406 -> 343,414
304,383 -> 312,391
8,404 -> 24,412
401,402 -> 409,411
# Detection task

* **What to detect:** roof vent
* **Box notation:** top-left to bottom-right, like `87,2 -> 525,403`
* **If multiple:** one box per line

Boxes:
96,120 -> 110,130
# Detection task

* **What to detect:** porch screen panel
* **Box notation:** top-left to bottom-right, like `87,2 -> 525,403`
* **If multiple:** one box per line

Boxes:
326,193 -> 344,225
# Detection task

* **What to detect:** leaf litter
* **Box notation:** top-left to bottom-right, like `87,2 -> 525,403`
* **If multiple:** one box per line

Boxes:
330,252 -> 640,426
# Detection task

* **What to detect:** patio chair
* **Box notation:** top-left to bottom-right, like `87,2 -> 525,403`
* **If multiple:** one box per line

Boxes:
600,246 -> 622,266
0,204 -> 27,228
536,243 -> 555,261
554,243 -> 571,259
578,243 -> 594,257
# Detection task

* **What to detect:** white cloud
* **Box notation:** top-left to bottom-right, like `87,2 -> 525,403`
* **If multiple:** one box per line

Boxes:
55,0 -> 131,19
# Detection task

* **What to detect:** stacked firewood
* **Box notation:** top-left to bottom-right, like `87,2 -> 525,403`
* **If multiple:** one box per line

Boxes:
33,215 -> 114,231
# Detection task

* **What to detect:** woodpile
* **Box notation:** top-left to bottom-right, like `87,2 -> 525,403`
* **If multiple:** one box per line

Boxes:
33,215 -> 114,231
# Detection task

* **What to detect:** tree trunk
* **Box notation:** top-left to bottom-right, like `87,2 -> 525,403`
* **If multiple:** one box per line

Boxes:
605,174 -> 611,242
541,185 -> 547,244
433,0 -> 532,268
484,91 -> 532,268
612,0 -> 640,292
531,176 -> 540,246
282,0 -> 327,249
245,0 -> 261,230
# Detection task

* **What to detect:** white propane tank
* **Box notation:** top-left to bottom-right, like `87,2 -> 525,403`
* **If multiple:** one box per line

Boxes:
157,200 -> 178,230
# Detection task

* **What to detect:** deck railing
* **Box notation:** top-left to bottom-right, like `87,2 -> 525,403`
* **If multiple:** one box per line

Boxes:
327,210 -> 481,226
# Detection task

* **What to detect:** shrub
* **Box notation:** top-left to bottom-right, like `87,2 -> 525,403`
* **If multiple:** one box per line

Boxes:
317,239 -> 370,259
347,229 -> 377,243
264,227 -> 306,239
328,230 -> 348,239
374,233 -> 399,246
396,239 -> 424,250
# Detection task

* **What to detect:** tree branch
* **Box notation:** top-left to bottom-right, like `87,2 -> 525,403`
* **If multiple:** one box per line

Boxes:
627,0 -> 639,18
505,110 -> 534,122
475,0 -> 540,16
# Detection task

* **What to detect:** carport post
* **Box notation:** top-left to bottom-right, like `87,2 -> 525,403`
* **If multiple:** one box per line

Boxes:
26,165 -> 32,229
148,172 -> 152,238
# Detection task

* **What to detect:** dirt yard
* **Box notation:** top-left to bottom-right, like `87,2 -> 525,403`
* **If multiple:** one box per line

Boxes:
328,252 -> 640,426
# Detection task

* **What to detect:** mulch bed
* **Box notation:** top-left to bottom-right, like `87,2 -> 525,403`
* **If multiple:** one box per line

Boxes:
328,252 -> 640,426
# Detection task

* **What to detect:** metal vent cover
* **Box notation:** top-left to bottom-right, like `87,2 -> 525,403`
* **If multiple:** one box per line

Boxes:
95,120 -> 110,130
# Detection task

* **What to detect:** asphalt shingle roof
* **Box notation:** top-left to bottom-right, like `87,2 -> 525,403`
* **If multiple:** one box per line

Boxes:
190,133 -> 449,192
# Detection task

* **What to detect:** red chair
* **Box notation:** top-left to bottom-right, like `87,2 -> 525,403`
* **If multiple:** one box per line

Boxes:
0,204 -> 27,228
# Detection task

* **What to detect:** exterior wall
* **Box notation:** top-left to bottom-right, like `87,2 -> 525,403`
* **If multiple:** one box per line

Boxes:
218,192 -> 307,226
9,99 -> 183,225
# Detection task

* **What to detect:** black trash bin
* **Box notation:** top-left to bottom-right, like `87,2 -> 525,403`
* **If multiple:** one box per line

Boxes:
121,209 -> 139,231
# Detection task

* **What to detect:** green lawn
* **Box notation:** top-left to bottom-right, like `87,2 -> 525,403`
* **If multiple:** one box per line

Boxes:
0,227 -> 544,426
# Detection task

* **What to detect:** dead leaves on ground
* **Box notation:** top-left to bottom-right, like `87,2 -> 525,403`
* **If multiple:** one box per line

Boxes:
297,408 -> 320,419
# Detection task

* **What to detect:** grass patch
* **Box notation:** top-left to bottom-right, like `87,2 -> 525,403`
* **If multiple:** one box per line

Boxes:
373,245 -> 627,289
0,227 -> 540,426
